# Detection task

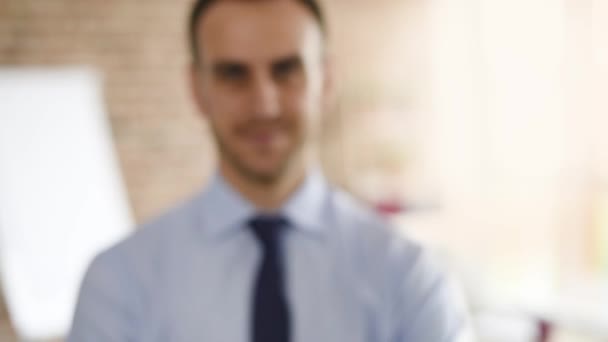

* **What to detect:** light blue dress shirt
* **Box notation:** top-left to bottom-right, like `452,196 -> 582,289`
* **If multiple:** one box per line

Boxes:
68,170 -> 470,342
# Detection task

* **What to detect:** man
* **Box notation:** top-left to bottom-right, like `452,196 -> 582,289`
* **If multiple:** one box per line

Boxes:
68,0 -> 472,341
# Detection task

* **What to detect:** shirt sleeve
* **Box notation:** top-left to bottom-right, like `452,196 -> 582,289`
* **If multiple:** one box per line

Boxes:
391,245 -> 476,342
67,248 -> 138,342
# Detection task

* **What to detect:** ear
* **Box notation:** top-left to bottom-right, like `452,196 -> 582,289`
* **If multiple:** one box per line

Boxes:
189,62 -> 209,117
321,53 -> 336,112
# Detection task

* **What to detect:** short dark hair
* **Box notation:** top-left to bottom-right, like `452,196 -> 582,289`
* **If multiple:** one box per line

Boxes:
188,0 -> 326,64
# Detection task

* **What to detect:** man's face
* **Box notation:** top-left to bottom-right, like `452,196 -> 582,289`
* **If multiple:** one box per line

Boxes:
191,0 -> 329,184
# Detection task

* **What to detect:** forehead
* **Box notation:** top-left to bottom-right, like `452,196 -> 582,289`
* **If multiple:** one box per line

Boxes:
196,0 -> 323,64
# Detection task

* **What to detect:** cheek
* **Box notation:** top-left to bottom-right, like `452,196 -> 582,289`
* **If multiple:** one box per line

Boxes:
279,97 -> 305,133
205,91 -> 246,129
284,88 -> 320,129
209,114 -> 247,148
208,89 -> 244,115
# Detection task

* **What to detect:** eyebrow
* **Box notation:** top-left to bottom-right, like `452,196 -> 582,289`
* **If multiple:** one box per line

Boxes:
271,54 -> 303,70
210,54 -> 304,73
212,60 -> 247,74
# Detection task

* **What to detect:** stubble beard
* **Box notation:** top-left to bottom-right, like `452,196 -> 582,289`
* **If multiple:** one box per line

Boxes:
213,128 -> 302,187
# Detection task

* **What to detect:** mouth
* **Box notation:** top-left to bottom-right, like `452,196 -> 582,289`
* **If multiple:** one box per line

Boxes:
243,128 -> 283,147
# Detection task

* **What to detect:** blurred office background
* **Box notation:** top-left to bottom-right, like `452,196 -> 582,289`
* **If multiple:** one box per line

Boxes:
0,0 -> 607,341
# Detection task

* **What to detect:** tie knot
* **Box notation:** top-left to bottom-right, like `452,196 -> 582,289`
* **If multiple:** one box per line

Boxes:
248,215 -> 288,248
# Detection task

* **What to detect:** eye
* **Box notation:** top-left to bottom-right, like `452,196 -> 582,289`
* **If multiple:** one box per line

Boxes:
272,58 -> 302,81
215,64 -> 247,82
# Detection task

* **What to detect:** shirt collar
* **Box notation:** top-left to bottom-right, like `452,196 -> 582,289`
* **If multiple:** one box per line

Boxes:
281,168 -> 328,236
199,169 -> 329,239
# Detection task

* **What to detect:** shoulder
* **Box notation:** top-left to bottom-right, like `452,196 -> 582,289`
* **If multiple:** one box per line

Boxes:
87,190 -> 204,276
329,188 -> 446,292
330,189 -> 469,335
329,188 -> 425,263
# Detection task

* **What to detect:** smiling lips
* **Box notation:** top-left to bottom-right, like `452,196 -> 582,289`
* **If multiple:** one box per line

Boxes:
244,128 -> 283,146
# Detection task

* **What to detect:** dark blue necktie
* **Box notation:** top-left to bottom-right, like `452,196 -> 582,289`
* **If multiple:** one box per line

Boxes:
248,215 -> 290,342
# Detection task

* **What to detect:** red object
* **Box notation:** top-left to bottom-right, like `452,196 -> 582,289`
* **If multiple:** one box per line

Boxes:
375,201 -> 406,215
538,319 -> 552,342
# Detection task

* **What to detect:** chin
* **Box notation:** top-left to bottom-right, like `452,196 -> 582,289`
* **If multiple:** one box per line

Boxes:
243,167 -> 284,185
249,159 -> 285,177
220,139 -> 300,185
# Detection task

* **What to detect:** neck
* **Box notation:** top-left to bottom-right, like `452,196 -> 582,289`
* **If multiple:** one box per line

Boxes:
219,160 -> 307,212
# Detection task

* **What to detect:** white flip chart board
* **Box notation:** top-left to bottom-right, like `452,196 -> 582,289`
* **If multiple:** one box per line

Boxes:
0,67 -> 133,340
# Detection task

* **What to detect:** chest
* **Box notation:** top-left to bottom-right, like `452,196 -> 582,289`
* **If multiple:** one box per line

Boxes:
135,234 -> 387,342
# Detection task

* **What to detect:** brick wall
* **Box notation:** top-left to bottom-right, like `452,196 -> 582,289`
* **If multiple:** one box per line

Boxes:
1,0 -> 215,225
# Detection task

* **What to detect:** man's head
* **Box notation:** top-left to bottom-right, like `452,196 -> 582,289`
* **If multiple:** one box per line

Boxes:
188,0 -> 331,186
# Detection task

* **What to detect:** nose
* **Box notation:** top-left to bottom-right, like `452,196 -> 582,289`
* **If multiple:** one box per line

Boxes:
250,73 -> 280,119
